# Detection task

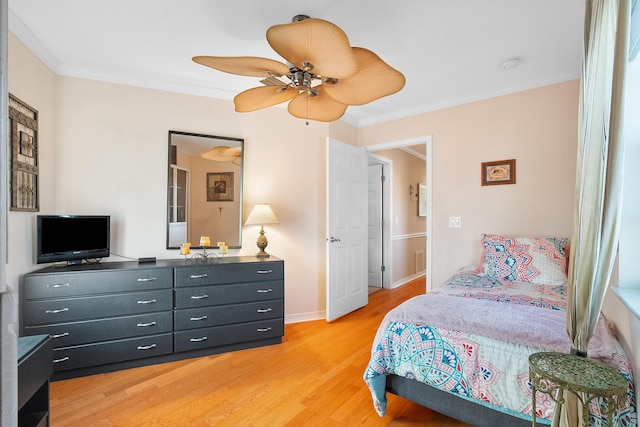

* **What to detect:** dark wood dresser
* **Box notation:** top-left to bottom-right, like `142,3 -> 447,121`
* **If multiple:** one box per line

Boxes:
20,256 -> 284,380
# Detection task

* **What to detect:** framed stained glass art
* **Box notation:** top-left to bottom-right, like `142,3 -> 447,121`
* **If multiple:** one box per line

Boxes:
8,94 -> 39,211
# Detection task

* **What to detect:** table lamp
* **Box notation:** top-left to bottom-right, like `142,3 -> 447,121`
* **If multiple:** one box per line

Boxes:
245,204 -> 279,257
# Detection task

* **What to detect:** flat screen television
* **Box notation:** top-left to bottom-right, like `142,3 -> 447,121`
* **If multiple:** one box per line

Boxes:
37,215 -> 110,265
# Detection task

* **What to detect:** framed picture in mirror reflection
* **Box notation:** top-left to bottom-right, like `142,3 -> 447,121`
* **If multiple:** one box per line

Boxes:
207,172 -> 234,202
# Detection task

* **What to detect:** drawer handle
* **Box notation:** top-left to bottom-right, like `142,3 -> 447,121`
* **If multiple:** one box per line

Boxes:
190,294 -> 209,300
137,299 -> 157,304
190,337 -> 208,342
45,308 -> 69,314
257,289 -> 273,293
190,315 -> 208,321
137,277 -> 157,282
257,327 -> 272,332
137,321 -> 157,327
46,283 -> 70,288
51,332 -> 70,338
257,269 -> 273,274
53,356 -> 70,363
257,308 -> 273,313
189,273 -> 208,279
137,344 -> 157,350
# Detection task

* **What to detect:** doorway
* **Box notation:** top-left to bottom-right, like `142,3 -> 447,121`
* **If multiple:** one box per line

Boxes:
325,136 -> 433,321
366,135 -> 433,291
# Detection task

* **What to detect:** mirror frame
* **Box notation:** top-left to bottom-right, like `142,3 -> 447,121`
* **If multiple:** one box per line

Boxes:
166,130 -> 244,249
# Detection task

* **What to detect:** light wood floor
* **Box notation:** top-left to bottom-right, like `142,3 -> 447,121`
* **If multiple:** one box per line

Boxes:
50,277 -> 471,426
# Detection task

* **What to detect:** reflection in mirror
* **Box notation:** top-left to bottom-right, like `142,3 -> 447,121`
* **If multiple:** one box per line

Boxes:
167,131 -> 244,249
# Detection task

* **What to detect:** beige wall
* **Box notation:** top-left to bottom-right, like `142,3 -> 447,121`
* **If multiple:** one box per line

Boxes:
359,81 -> 580,286
7,33 -> 56,293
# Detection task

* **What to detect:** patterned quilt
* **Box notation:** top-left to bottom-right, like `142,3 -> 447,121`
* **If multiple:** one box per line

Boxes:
363,268 -> 637,426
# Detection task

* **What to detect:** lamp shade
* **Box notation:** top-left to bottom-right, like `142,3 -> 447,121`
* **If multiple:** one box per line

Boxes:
245,204 -> 279,225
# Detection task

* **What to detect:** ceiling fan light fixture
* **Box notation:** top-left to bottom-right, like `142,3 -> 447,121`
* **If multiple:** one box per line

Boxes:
193,14 -> 405,123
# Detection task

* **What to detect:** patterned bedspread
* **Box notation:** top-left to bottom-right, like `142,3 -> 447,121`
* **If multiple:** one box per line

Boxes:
363,268 -> 637,426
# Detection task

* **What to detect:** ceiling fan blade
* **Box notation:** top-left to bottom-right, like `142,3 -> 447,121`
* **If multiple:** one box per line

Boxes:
322,47 -> 405,106
201,146 -> 242,162
287,87 -> 348,122
233,85 -> 298,112
267,18 -> 358,79
193,56 -> 291,78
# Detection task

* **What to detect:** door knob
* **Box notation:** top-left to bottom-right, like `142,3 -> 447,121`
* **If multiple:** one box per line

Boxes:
328,236 -> 341,243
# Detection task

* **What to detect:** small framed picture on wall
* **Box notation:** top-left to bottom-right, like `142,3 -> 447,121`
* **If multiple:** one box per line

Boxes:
481,159 -> 516,186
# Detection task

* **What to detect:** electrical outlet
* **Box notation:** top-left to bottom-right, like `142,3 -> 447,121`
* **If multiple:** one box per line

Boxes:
449,216 -> 462,228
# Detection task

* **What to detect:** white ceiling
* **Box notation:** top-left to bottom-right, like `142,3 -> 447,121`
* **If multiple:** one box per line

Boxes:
8,0 -> 585,127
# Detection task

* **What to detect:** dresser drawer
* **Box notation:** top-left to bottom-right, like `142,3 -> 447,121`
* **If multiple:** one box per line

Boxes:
174,261 -> 283,287
23,311 -> 173,348
174,318 -> 284,352
174,299 -> 284,330
24,268 -> 173,300
23,289 -> 173,325
52,333 -> 173,371
174,280 -> 284,309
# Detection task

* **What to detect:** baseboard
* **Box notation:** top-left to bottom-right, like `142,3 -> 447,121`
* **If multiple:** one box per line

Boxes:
285,311 -> 325,324
390,272 -> 426,289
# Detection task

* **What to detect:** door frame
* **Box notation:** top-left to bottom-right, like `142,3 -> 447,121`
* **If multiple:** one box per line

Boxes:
365,135 -> 434,291
367,153 -> 392,289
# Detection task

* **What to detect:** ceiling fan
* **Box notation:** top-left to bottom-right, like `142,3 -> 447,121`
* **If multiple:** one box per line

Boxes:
200,145 -> 242,165
193,15 -> 406,123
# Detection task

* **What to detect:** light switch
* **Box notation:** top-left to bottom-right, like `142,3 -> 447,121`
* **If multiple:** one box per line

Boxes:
449,216 -> 462,228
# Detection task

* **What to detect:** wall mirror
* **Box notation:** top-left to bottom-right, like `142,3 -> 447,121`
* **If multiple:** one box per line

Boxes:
167,130 -> 244,249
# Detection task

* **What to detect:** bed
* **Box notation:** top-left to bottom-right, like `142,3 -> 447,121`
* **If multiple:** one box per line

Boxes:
364,234 -> 637,426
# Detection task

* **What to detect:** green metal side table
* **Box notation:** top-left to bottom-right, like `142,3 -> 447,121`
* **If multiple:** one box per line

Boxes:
528,352 -> 627,426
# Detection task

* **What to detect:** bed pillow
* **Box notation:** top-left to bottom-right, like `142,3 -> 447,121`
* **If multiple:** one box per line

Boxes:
480,233 -> 568,285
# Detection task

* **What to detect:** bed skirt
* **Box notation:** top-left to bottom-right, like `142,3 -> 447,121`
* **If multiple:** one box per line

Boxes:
386,374 -> 550,426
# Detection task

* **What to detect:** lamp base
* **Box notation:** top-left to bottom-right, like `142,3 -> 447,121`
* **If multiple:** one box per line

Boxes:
255,228 -> 270,258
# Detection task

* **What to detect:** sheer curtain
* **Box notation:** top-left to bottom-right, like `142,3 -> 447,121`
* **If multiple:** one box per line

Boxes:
554,0 -> 631,425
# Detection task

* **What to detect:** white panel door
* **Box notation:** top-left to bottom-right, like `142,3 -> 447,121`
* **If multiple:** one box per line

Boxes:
326,138 -> 368,322
367,164 -> 383,288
